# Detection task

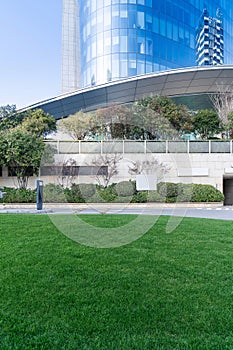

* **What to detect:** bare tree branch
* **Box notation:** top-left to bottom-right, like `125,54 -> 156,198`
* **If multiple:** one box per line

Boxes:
90,153 -> 123,187
210,83 -> 233,125
57,158 -> 78,188
128,157 -> 170,182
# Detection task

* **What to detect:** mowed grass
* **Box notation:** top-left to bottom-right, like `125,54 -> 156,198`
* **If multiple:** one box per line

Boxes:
1,214 -> 233,349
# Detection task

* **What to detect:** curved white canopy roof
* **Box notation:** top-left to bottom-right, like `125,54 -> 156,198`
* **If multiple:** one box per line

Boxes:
19,65 -> 233,119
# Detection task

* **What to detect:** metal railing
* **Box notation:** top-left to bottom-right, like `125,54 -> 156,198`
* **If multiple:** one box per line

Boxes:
45,140 -> 233,155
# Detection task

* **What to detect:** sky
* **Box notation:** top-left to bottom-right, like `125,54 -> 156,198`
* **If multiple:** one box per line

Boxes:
0,1 -> 62,109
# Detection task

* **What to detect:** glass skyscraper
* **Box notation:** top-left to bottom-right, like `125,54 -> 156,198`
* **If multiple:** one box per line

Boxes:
62,0 -> 233,93
196,9 -> 224,66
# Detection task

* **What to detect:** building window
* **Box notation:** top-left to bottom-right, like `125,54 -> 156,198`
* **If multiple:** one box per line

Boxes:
40,166 -> 108,176
137,11 -> 145,29
120,36 -> 128,52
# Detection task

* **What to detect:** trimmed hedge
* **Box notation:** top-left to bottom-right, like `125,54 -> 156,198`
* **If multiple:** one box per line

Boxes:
114,181 -> 136,197
0,182 -> 224,203
131,191 -> 148,203
157,182 -> 224,203
43,184 -> 66,203
65,183 -> 96,202
147,190 -> 165,203
191,184 -> 224,202
78,183 -> 96,199
157,182 -> 181,198
65,184 -> 83,203
97,186 -> 116,202
0,187 -> 36,203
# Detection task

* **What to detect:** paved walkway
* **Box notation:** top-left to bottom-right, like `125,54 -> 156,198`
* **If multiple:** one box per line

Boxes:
1,203 -> 233,220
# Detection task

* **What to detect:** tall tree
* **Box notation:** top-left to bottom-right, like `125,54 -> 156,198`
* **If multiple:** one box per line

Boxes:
93,104 -> 133,139
136,96 -> 193,138
0,105 -> 56,137
58,111 -> 93,140
0,104 -> 23,131
21,109 -> 57,137
0,129 -> 45,189
131,102 -> 177,140
193,109 -> 222,139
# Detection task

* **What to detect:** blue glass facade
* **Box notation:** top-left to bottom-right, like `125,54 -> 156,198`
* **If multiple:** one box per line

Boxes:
63,0 -> 233,90
196,9 -> 224,66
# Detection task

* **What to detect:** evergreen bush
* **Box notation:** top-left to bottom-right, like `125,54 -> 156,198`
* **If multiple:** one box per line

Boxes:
157,182 -> 223,202
43,184 -> 65,203
0,181 -> 224,203
65,184 -> 83,203
0,187 -> 36,203
131,191 -> 148,203
191,184 -> 224,202
78,183 -> 96,200
97,186 -> 117,202
114,181 -> 136,197
147,190 -> 165,202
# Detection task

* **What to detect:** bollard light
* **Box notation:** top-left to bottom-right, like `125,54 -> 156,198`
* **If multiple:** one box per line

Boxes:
36,180 -> 43,210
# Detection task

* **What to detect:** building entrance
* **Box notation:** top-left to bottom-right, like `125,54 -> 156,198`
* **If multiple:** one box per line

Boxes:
223,176 -> 233,205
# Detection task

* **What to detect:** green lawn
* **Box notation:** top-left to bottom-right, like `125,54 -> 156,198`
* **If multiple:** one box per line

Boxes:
1,214 -> 233,349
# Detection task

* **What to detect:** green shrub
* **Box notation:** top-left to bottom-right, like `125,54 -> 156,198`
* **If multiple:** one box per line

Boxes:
43,184 -> 66,203
114,181 -> 136,197
191,184 -> 224,202
78,183 -> 96,200
105,183 -> 117,194
0,182 -> 224,203
147,190 -> 165,202
165,197 -> 177,203
65,183 -> 96,203
157,182 -> 180,198
157,182 -> 224,203
131,191 -> 148,203
177,184 -> 194,202
87,192 -> 105,203
0,187 -> 36,203
97,187 -> 117,202
65,184 -> 83,203
115,196 -> 133,203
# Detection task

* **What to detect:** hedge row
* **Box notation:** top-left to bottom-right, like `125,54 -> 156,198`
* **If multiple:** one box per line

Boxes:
157,182 -> 224,203
0,181 -> 224,203
0,187 -> 36,203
